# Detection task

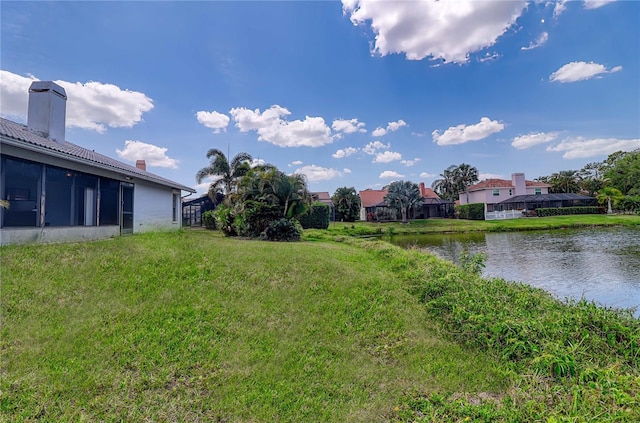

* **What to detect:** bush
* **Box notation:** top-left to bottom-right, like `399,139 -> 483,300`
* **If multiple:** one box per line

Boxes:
214,205 -> 237,237
455,203 -> 485,220
201,210 -> 217,229
536,206 -> 601,217
239,201 -> 282,237
298,202 -> 330,229
260,218 -> 301,241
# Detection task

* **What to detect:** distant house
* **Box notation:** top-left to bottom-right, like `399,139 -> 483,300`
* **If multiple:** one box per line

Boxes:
359,183 -> 453,221
459,173 -> 551,212
459,173 -> 596,219
0,81 -> 196,245
310,191 -> 335,221
359,189 -> 390,221
414,183 -> 454,219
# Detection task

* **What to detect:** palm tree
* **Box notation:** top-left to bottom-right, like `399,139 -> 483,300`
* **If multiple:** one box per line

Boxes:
454,163 -> 479,195
195,149 -> 253,200
431,165 -> 458,201
548,170 -> 582,194
597,187 -> 624,215
332,187 -> 361,222
384,181 -> 423,224
242,169 -> 310,219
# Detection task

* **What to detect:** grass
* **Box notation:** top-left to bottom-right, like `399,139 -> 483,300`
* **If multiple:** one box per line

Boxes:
308,214 -> 640,238
1,231 -> 507,422
2,225 -> 638,421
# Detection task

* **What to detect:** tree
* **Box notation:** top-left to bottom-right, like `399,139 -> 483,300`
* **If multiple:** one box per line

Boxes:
604,149 -> 640,196
239,168 -> 310,219
384,181 -> 423,224
332,187 -> 361,222
548,170 -> 582,194
597,187 -> 624,215
195,149 -> 253,200
431,163 -> 479,201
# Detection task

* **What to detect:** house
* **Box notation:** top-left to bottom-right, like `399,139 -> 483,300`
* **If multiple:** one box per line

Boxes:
459,173 -> 551,212
310,191 -> 335,221
359,183 -> 453,221
0,81 -> 196,245
414,182 -> 454,218
359,189 -> 391,221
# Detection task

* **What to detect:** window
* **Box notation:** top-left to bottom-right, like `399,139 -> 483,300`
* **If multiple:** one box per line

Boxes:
172,193 -> 180,222
493,189 -> 500,196
508,189 -> 513,196
535,188 -> 542,195
99,178 -> 120,225
1,156 -> 41,227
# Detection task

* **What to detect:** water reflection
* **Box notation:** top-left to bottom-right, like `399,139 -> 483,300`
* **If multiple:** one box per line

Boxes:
391,227 -> 640,317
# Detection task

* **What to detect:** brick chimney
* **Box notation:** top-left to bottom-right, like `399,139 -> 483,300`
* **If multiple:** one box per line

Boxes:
136,160 -> 147,171
27,81 -> 67,143
419,182 -> 426,197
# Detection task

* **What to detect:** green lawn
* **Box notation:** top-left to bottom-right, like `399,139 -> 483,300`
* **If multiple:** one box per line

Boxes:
1,231 -> 506,422
1,228 -> 638,422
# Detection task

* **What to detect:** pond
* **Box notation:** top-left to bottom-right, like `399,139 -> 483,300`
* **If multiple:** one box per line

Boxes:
390,227 -> 640,317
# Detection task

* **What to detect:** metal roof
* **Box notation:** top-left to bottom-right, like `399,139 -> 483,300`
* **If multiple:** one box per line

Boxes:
497,193 -> 596,204
0,117 -> 195,193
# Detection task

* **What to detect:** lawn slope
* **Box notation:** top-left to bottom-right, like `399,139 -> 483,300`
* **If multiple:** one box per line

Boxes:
1,231 -> 506,422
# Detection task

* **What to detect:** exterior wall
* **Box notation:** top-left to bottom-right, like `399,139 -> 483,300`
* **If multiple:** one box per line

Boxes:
0,226 -> 119,246
134,181 -> 181,232
482,187 -> 515,205
525,186 -> 549,195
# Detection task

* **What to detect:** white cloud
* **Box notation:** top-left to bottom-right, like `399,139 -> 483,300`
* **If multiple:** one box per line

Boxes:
479,52 -> 501,62
343,0 -> 527,63
379,170 -> 405,179
479,173 -> 505,180
584,0 -> 616,9
401,158 -> 422,167
196,110 -> 230,133
332,147 -> 359,158
116,140 -> 178,169
432,117 -> 505,146
420,172 -> 436,178
332,118 -> 366,134
0,70 -> 154,133
294,165 -> 343,182
553,0 -> 568,17
288,160 -> 303,167
250,158 -> 266,168
549,61 -> 622,83
373,151 -> 402,163
343,168 -> 352,173
521,32 -> 548,51
363,140 -> 390,155
229,105 -> 333,147
372,127 -> 387,137
512,131 -> 560,149
546,137 -> 640,159
372,119 -> 407,137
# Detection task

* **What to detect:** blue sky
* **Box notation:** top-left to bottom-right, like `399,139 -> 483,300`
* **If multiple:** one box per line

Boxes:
2,0 -> 639,197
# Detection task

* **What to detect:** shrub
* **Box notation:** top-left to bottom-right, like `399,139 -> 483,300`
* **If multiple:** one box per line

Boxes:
260,218 -> 301,241
201,210 -> 217,229
536,206 -> 600,217
239,201 -> 282,237
455,203 -> 485,220
214,205 -> 237,236
298,202 -> 330,229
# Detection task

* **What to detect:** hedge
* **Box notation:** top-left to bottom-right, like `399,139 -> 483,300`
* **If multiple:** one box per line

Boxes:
535,206 -> 601,217
455,203 -> 485,220
298,202 -> 330,229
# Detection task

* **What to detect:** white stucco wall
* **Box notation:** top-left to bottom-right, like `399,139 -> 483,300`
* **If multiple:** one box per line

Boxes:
526,187 -> 549,195
133,181 -> 181,232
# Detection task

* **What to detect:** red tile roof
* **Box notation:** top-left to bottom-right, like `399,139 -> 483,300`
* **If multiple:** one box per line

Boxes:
421,187 -> 440,199
359,189 -> 387,207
